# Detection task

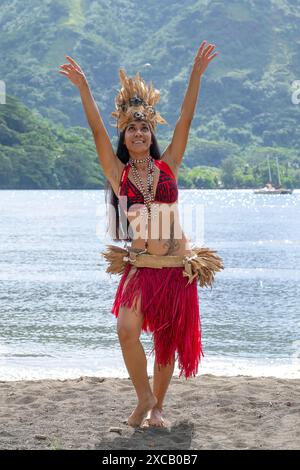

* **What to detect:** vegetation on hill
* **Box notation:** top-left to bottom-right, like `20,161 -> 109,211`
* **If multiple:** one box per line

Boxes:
1,0 -> 299,188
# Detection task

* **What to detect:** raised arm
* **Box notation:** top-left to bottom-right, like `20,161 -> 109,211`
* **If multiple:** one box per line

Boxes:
163,41 -> 218,168
58,56 -> 121,181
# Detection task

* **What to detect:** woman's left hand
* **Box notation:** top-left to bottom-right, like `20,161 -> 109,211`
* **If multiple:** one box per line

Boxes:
193,40 -> 218,75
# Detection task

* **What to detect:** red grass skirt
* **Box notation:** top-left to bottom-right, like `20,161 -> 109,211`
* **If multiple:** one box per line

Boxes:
111,263 -> 204,380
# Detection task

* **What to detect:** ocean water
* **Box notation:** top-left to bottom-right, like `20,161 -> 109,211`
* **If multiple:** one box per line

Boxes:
0,189 -> 299,381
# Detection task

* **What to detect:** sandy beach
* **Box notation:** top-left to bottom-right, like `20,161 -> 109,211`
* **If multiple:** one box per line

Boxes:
0,374 -> 299,450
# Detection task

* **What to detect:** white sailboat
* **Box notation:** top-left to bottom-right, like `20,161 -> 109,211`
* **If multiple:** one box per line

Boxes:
254,155 -> 293,194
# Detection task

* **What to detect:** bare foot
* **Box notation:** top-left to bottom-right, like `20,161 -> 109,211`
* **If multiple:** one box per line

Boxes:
127,395 -> 158,428
142,406 -> 170,428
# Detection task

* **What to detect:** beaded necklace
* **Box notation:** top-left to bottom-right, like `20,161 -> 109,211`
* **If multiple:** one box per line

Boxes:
129,155 -> 159,252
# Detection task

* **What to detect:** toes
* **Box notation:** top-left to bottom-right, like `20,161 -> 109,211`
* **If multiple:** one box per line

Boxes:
141,419 -> 150,428
146,419 -> 164,427
141,415 -> 170,428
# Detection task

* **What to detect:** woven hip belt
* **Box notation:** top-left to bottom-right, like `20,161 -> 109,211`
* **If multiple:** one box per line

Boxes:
100,244 -> 224,288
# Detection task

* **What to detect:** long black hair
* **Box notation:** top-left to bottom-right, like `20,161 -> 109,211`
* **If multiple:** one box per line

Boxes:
104,127 -> 162,242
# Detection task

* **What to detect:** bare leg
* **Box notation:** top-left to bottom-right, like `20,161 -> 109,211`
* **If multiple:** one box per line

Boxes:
153,356 -> 175,410
119,334 -> 157,427
143,355 -> 175,427
117,267 -> 157,427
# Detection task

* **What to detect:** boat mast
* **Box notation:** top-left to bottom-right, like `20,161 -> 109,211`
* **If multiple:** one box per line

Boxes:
267,154 -> 272,183
276,156 -> 281,187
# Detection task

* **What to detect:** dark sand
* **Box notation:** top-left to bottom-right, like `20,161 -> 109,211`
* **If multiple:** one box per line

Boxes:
0,374 -> 299,450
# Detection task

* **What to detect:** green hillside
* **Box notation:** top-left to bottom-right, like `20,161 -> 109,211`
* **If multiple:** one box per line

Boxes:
1,0 -> 300,188
0,96 -> 104,189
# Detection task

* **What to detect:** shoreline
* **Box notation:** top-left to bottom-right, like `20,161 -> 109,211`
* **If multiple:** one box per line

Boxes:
1,374 -> 299,450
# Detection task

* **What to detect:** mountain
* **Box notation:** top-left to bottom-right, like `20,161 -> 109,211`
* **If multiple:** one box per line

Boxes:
1,0 -> 300,188
0,95 -> 104,189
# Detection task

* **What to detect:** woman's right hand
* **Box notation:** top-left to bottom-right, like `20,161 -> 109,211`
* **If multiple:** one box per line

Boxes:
58,56 -> 87,90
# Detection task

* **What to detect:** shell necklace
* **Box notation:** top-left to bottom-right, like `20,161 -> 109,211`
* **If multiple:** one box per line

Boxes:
129,155 -> 159,251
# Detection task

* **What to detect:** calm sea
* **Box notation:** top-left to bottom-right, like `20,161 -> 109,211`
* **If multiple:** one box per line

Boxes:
0,189 -> 299,381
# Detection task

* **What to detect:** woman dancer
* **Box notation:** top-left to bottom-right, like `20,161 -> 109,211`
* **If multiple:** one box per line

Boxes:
59,40 -> 221,428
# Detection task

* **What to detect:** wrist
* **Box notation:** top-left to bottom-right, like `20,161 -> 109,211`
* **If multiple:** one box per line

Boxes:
191,63 -> 203,77
78,77 -> 89,92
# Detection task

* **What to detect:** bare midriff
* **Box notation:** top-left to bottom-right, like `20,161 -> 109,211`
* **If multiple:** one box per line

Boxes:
123,200 -> 193,256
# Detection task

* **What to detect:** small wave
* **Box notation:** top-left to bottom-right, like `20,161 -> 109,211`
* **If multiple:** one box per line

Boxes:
0,353 -> 53,358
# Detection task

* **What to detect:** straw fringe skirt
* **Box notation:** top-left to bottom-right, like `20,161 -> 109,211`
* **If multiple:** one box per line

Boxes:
111,263 -> 204,380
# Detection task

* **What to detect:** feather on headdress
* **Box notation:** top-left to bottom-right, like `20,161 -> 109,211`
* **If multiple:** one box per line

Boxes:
111,69 -> 168,132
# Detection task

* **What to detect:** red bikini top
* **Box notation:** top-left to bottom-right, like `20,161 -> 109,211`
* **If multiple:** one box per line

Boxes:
119,159 -> 178,210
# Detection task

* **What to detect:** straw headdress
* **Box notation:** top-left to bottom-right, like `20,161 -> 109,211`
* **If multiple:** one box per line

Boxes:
111,68 -> 168,132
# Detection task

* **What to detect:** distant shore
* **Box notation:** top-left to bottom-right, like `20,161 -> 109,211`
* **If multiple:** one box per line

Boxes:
1,374 -> 299,450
